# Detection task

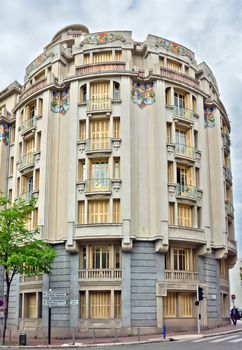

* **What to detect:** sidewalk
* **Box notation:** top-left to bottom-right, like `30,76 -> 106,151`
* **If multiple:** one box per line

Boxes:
2,321 -> 242,347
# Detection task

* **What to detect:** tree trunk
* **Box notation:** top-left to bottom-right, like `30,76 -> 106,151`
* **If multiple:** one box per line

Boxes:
2,280 -> 10,344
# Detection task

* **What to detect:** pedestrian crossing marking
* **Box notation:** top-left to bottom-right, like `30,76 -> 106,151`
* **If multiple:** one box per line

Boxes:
192,335 -> 226,342
229,338 -> 242,342
210,335 -> 239,342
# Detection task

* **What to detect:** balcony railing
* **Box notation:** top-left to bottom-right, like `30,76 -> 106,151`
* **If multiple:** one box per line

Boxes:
173,106 -> 194,121
86,137 -> 112,152
223,166 -> 232,183
86,98 -> 111,112
226,200 -> 234,218
19,153 -> 35,171
85,178 -> 111,193
19,78 -> 47,102
165,270 -> 198,280
175,143 -> 196,159
79,268 -> 122,280
76,62 -> 126,75
19,275 -> 43,284
19,116 -> 36,135
160,67 -> 200,89
18,191 -> 33,202
176,183 -> 197,198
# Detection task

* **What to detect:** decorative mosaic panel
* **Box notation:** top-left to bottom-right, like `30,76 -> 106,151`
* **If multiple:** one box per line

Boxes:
204,107 -> 215,128
26,50 -> 54,75
81,32 -> 125,45
131,82 -> 155,109
51,89 -> 70,115
157,38 -> 195,63
0,122 -> 10,145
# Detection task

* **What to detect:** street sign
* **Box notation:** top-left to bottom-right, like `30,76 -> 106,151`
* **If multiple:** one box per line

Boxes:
231,294 -> 236,300
43,290 -> 69,298
43,299 -> 69,307
70,299 -> 78,305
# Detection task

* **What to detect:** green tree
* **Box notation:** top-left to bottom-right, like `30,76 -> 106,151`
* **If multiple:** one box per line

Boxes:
0,196 -> 56,344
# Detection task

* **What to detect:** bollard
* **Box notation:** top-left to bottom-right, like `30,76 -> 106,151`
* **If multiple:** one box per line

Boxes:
72,328 -> 75,345
163,325 -> 166,339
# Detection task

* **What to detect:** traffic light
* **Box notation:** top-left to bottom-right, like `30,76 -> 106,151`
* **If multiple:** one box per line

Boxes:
198,287 -> 204,301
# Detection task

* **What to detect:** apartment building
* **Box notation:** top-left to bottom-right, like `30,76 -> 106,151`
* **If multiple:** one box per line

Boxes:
0,24 -> 237,337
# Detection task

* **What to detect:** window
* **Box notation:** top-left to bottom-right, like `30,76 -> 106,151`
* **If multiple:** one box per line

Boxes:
79,121 -> 86,141
80,291 -> 86,318
33,208 -> 38,229
194,130 -> 198,149
221,293 -> 229,317
185,65 -> 189,74
79,160 -> 86,182
114,291 -> 121,319
115,51 -> 121,61
113,82 -> 120,99
178,204 -> 192,227
88,200 -> 109,224
9,157 -> 14,176
177,165 -> 193,186
10,125 -> 15,143
174,92 -> 189,115
163,292 -> 176,317
89,119 -> 109,150
113,199 -> 120,223
89,291 -> 111,319
113,117 -> 120,138
176,128 -> 192,157
167,59 -> 181,72
36,131 -> 41,152
90,82 -> 109,110
81,244 -> 121,270
17,177 -> 20,196
114,245 -> 121,268
19,292 -> 42,318
195,168 -> 200,187
26,138 -> 34,155
220,258 -> 228,277
159,57 -> 164,67
38,98 -> 43,115
93,51 -> 112,63
78,201 -> 85,224
165,87 -> 171,105
163,292 -> 195,318
8,189 -> 12,202
192,96 -> 197,113
80,247 -> 87,269
90,245 -> 110,269
167,161 -> 173,182
80,84 -> 87,103
35,169 -> 40,191
21,176 -> 33,194
89,159 -> 109,190
113,158 -> 120,179
26,293 -> 37,318
83,53 -> 90,64
197,207 -> 202,229
166,122 -> 172,143
169,203 -> 174,225
166,247 -> 197,272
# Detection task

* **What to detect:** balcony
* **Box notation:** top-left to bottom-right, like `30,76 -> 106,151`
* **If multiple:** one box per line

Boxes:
18,191 -> 33,202
19,153 -> 35,172
19,117 -> 36,136
19,274 -> 43,284
86,98 -> 111,113
19,78 -> 47,102
175,143 -> 196,160
85,178 -> 111,194
79,268 -> 122,281
86,137 -> 112,153
160,67 -> 200,90
172,106 -> 195,123
223,166 -> 232,184
176,184 -> 197,200
76,62 -> 126,75
165,270 -> 198,281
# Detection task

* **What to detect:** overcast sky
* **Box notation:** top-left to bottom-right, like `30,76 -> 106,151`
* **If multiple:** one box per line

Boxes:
0,0 -> 241,255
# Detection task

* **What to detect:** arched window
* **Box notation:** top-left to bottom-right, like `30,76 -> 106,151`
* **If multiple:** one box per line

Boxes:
80,84 -> 87,103
165,87 -> 171,105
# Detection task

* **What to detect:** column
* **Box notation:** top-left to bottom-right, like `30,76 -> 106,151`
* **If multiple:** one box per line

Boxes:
69,254 -> 79,330
121,252 -> 131,328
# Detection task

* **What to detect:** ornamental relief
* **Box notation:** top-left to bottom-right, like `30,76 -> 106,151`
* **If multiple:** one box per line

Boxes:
80,32 -> 126,46
131,82 -> 155,109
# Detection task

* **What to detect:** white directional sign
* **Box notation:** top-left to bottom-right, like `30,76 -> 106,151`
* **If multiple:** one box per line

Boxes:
70,299 -> 78,305
43,290 -> 69,298
43,299 -> 69,307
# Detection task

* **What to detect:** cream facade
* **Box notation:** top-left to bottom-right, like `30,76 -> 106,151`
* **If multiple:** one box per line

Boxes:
0,24 -> 237,338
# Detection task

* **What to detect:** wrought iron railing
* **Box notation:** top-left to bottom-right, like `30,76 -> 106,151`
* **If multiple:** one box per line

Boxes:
85,178 -> 111,192
19,117 -> 36,134
19,153 -> 34,170
86,98 -> 111,111
79,268 -> 122,280
18,191 -> 33,202
165,270 -> 198,280
86,137 -> 111,151
176,183 -> 197,198
173,106 -> 194,120
175,143 -> 196,159
223,166 -> 232,183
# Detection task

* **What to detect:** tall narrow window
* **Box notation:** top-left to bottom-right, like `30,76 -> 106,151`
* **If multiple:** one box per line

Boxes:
113,117 -> 120,138
93,51 -> 112,63
115,51 -> 121,61
88,200 -> 108,224
165,87 -> 171,105
89,291 -> 111,319
33,208 -> 38,229
83,54 -> 90,64
78,201 -> 85,224
113,199 -> 120,223
80,291 -> 86,319
178,204 -> 192,227
90,81 -> 109,110
168,162 -> 173,182
79,121 -> 86,141
9,157 -> 14,176
166,122 -> 172,143
10,126 -> 15,143
113,82 -> 120,99
36,131 -> 41,152
79,160 -> 86,182
114,291 -> 121,319
113,158 -> 120,179
35,169 -> 40,191
192,96 -> 197,113
80,84 -> 87,103
169,203 -> 174,225
163,293 -> 176,317
8,189 -> 12,202
167,59 -> 181,72
26,138 -> 34,155
180,293 -> 194,317
159,57 -> 164,67
39,98 -> 43,115
80,246 -> 87,269
197,207 -> 202,229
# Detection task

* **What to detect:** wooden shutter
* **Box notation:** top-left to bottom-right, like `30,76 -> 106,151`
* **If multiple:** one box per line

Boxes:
163,292 -> 176,317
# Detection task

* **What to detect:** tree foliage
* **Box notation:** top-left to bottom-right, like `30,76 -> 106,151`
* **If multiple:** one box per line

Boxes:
0,195 -> 56,343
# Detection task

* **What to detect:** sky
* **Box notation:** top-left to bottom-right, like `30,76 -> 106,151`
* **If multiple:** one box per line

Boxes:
0,0 -> 241,255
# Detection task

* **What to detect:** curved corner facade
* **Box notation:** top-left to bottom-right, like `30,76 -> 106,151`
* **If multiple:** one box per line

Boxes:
0,24 -> 237,337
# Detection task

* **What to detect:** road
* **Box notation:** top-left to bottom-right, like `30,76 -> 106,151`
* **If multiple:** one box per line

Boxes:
2,332 -> 242,350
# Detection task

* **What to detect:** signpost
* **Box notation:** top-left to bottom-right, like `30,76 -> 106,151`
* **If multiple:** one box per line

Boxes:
43,289 -> 69,345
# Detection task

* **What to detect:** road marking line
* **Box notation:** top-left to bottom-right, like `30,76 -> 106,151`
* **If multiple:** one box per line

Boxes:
192,335 -> 228,342
210,335 -> 239,342
229,338 -> 242,342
